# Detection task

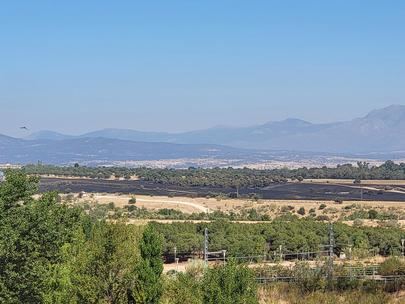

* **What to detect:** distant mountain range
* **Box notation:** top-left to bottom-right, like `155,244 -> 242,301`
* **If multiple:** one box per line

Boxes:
25,105 -> 405,154
1,105 -> 405,166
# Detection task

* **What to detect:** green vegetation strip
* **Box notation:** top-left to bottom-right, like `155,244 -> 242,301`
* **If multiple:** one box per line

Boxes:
22,160 -> 405,189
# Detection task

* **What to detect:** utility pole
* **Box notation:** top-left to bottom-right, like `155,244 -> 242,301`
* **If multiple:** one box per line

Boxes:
203,229 -> 228,266
204,228 -> 209,265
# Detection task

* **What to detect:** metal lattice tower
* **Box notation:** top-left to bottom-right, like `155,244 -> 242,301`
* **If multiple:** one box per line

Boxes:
204,228 -> 209,265
327,222 -> 334,286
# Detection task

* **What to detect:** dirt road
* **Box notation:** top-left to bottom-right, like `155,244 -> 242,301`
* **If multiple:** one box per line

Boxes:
93,194 -> 211,213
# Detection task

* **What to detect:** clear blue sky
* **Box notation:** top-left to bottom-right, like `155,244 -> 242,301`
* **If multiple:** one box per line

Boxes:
1,1 -> 404,137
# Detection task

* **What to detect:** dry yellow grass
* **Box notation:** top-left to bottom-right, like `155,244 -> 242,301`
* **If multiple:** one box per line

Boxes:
64,192 -> 405,229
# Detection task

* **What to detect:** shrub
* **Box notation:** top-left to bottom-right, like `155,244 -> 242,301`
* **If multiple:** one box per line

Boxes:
379,257 -> 405,276
297,207 -> 306,216
315,215 -> 330,221
293,262 -> 326,293
281,205 -> 294,213
162,272 -> 202,304
228,192 -> 238,199
127,205 -> 137,212
202,262 -> 258,304
368,209 -> 378,219
128,197 -> 137,204
319,204 -> 327,210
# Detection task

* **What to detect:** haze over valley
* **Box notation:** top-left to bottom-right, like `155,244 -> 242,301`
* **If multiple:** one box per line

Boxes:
2,105 -> 405,167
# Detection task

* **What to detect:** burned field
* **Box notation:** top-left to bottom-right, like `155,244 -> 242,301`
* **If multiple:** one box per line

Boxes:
39,177 -> 405,201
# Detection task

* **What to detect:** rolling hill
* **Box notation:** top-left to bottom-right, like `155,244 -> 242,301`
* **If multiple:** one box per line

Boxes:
0,136 -> 249,165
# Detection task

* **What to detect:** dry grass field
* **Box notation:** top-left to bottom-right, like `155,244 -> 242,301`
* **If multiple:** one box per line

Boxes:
74,193 -> 405,211
65,192 -> 405,228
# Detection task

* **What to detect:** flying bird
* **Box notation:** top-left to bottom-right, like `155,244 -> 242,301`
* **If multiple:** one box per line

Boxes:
20,126 -> 29,130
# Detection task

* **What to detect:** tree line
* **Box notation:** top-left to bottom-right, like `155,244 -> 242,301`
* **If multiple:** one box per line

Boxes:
150,220 -> 404,258
21,160 -> 405,189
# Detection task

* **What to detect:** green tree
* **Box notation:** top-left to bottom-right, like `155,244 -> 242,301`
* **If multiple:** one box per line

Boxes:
0,169 -> 38,209
0,173 -> 83,303
44,222 -> 143,304
202,261 -> 258,304
161,272 -> 203,304
129,225 -> 164,304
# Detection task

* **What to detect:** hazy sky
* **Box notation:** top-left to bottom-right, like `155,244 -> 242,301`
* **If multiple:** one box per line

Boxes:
1,1 -> 405,137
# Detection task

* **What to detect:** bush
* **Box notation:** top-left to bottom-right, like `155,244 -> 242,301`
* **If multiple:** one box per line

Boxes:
281,205 -> 295,213
315,215 -> 330,221
202,262 -> 258,304
379,257 -> 405,276
362,280 -> 380,294
162,273 -> 202,304
335,276 -> 361,291
107,202 -> 115,210
297,207 -> 306,216
127,205 -> 137,212
293,262 -> 326,293
368,209 -> 378,219
128,197 -> 137,204
319,204 -> 327,210
228,192 -> 238,199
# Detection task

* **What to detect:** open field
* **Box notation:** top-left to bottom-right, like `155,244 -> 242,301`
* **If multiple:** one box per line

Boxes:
40,177 -> 405,201
65,192 -> 405,228
42,176 -> 405,227
73,193 -> 405,213
304,179 -> 405,186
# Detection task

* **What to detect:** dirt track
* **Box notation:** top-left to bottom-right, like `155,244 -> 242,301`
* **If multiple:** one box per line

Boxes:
94,194 -> 210,213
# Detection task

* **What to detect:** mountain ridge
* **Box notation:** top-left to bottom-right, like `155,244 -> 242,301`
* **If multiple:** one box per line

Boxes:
23,105 -> 405,153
